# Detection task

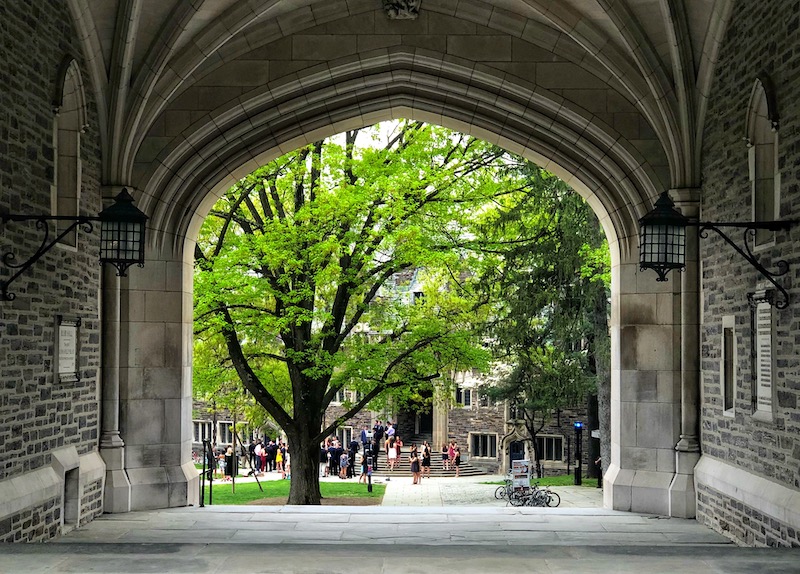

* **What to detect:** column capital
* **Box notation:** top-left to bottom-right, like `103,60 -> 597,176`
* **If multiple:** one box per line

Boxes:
669,187 -> 701,218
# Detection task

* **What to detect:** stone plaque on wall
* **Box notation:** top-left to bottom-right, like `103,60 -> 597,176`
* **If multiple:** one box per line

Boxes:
749,292 -> 774,421
56,316 -> 81,383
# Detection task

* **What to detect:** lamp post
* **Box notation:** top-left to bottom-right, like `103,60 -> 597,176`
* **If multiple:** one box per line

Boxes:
573,421 -> 583,486
1,188 -> 147,301
639,191 -> 793,308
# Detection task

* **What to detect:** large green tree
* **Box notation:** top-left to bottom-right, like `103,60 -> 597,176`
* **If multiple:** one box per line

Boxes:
194,122 -> 519,503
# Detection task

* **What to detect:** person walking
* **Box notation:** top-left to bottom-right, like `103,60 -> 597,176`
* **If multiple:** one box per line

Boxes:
409,444 -> 421,484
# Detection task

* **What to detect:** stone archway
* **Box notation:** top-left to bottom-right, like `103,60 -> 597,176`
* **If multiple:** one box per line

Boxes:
111,42 -> 690,518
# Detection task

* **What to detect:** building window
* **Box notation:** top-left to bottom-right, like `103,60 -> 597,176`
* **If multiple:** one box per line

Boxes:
508,401 -> 523,421
336,427 -> 353,446
752,297 -> 775,422
534,435 -> 564,462
193,421 -> 212,442
470,433 -> 497,458
456,387 -> 471,406
721,316 -> 736,415
333,389 -> 347,403
218,422 -> 234,444
746,75 -> 780,248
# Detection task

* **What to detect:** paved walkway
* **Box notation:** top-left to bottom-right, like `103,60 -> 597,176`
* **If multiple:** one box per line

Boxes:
4,475 -> 800,573
379,474 -> 604,507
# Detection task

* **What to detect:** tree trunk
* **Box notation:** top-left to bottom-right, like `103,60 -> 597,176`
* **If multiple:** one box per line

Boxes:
286,429 -> 322,504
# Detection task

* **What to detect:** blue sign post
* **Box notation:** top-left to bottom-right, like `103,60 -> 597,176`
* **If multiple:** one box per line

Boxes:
574,421 -> 583,486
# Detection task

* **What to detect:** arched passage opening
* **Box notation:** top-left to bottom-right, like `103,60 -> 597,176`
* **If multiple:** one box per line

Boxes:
111,48 -> 689,518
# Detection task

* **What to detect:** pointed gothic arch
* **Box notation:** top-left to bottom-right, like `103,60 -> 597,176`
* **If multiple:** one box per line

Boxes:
52,57 -> 89,247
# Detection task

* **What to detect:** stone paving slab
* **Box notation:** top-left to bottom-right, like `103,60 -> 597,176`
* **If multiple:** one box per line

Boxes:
6,475 -> 798,572
4,542 -> 800,574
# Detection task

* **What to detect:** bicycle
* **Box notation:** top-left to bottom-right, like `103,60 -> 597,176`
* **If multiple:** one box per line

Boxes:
494,474 -> 515,500
508,483 -> 561,507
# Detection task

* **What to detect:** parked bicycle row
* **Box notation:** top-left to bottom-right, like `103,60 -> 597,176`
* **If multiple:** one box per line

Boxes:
493,474 -> 561,507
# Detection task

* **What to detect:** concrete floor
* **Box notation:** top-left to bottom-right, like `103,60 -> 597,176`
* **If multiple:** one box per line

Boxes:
4,475 -> 800,573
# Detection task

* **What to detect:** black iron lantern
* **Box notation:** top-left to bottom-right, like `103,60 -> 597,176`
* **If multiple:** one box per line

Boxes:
638,191 -> 794,308
1,187 -> 148,300
638,191 -> 688,281
99,188 -> 148,276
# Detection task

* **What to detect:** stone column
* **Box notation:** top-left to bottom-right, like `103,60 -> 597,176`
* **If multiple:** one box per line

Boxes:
604,235 -> 682,515
432,386 -> 448,454
99,263 -> 131,513
118,243 -> 198,510
669,189 -> 702,517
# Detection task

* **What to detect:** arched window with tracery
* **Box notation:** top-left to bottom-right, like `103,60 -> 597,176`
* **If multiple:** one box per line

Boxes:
745,74 -> 780,248
52,57 -> 87,248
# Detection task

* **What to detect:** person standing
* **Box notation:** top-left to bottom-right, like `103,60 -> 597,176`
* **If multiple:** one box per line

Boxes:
339,450 -> 349,479
253,440 -> 263,475
421,441 -> 431,478
448,441 -> 456,470
348,437 -> 359,478
225,445 -> 235,481
453,446 -> 461,477
275,444 -> 284,475
369,437 -> 381,472
266,440 -> 277,472
386,436 -> 397,471
247,439 -> 257,474
409,444 -> 421,485
373,420 -> 385,445
358,452 -> 368,484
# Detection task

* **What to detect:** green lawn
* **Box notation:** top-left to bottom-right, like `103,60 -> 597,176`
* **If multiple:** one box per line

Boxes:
201,480 -> 386,505
482,475 -> 599,488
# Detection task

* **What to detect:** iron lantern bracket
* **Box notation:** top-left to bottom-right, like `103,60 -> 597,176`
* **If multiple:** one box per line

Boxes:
694,220 -> 793,310
0,214 -> 98,301
1,189 -> 147,302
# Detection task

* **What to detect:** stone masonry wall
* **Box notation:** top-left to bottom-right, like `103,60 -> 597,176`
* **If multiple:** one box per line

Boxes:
0,0 -> 103,540
80,478 -> 103,527
0,497 -> 60,542
448,403 -> 505,472
697,483 -> 800,547
699,0 -> 800,546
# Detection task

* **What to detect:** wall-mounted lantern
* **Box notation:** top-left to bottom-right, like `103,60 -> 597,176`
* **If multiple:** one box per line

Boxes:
639,191 -> 792,308
1,188 -> 147,301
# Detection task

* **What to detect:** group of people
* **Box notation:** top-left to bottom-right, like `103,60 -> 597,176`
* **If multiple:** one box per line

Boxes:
248,438 -> 288,479
320,436 -> 360,479
211,426 -> 463,485
360,420 -> 442,484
